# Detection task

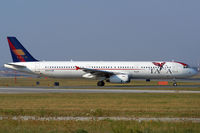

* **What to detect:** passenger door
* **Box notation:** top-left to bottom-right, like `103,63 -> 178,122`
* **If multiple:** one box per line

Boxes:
35,62 -> 40,73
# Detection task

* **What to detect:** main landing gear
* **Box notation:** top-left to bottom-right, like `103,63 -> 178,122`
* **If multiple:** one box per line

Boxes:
146,79 -> 150,82
97,81 -> 105,86
173,78 -> 177,86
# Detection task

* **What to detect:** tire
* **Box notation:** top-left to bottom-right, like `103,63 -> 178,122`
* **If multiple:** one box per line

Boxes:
97,81 -> 105,86
173,83 -> 177,86
146,79 -> 150,82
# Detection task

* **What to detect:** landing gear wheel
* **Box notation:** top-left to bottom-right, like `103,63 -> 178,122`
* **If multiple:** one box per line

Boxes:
173,78 -> 177,86
146,79 -> 150,82
97,81 -> 105,86
173,82 -> 177,86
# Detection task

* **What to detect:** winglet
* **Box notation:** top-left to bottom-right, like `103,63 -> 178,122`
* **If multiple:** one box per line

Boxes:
75,66 -> 80,70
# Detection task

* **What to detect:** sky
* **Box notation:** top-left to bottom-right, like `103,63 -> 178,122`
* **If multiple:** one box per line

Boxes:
0,0 -> 200,66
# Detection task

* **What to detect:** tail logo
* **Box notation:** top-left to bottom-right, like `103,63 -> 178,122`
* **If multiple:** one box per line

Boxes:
7,37 -> 38,62
13,49 -> 25,56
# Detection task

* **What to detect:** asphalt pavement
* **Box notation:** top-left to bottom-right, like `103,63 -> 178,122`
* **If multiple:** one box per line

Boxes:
0,87 -> 199,94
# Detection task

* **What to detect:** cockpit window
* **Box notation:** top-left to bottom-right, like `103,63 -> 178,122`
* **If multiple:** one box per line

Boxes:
183,65 -> 189,68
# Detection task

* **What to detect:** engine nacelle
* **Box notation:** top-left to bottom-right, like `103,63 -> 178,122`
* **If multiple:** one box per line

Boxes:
107,74 -> 130,83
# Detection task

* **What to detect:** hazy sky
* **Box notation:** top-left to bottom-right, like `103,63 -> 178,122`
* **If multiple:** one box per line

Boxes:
1,0 -> 200,66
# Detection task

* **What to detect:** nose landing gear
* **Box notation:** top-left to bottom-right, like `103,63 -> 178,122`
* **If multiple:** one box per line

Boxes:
173,82 -> 177,86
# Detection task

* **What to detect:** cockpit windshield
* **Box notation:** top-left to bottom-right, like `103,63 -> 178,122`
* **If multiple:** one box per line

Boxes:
183,65 -> 189,68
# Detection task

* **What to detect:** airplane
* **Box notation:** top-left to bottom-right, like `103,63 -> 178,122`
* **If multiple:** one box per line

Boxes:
4,37 -> 198,86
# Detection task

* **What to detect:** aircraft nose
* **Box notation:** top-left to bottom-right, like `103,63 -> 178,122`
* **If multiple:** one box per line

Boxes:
189,68 -> 198,76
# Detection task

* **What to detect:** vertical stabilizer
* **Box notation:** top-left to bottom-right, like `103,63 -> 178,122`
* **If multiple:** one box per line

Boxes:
7,37 -> 38,62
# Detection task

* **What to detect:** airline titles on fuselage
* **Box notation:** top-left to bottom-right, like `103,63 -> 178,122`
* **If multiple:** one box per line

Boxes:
43,64 -> 173,74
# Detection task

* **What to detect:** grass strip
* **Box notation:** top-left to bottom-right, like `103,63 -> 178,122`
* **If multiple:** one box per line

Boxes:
0,120 -> 199,133
0,78 -> 200,91
0,93 -> 199,117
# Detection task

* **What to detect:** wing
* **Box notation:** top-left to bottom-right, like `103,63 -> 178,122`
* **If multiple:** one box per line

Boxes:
75,66 -> 116,77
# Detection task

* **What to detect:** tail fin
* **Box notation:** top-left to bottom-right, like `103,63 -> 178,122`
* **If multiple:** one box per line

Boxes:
7,37 -> 38,62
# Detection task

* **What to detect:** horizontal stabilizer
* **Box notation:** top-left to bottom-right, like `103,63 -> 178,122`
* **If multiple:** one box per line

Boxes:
4,63 -> 26,69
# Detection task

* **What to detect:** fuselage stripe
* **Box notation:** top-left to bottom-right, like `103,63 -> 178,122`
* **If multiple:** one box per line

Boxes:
42,69 -> 144,71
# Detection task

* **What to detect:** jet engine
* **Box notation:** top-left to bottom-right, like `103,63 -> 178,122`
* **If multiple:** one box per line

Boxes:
107,74 -> 130,83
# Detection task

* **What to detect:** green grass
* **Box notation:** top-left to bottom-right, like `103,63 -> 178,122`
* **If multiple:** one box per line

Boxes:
0,77 -> 200,91
0,120 -> 199,133
0,78 -> 199,132
0,93 -> 199,117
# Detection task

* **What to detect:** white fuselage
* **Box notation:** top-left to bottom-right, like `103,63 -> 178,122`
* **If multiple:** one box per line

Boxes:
4,61 -> 197,80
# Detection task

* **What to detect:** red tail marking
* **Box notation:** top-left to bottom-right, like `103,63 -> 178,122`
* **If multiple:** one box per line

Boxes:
7,38 -> 25,62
